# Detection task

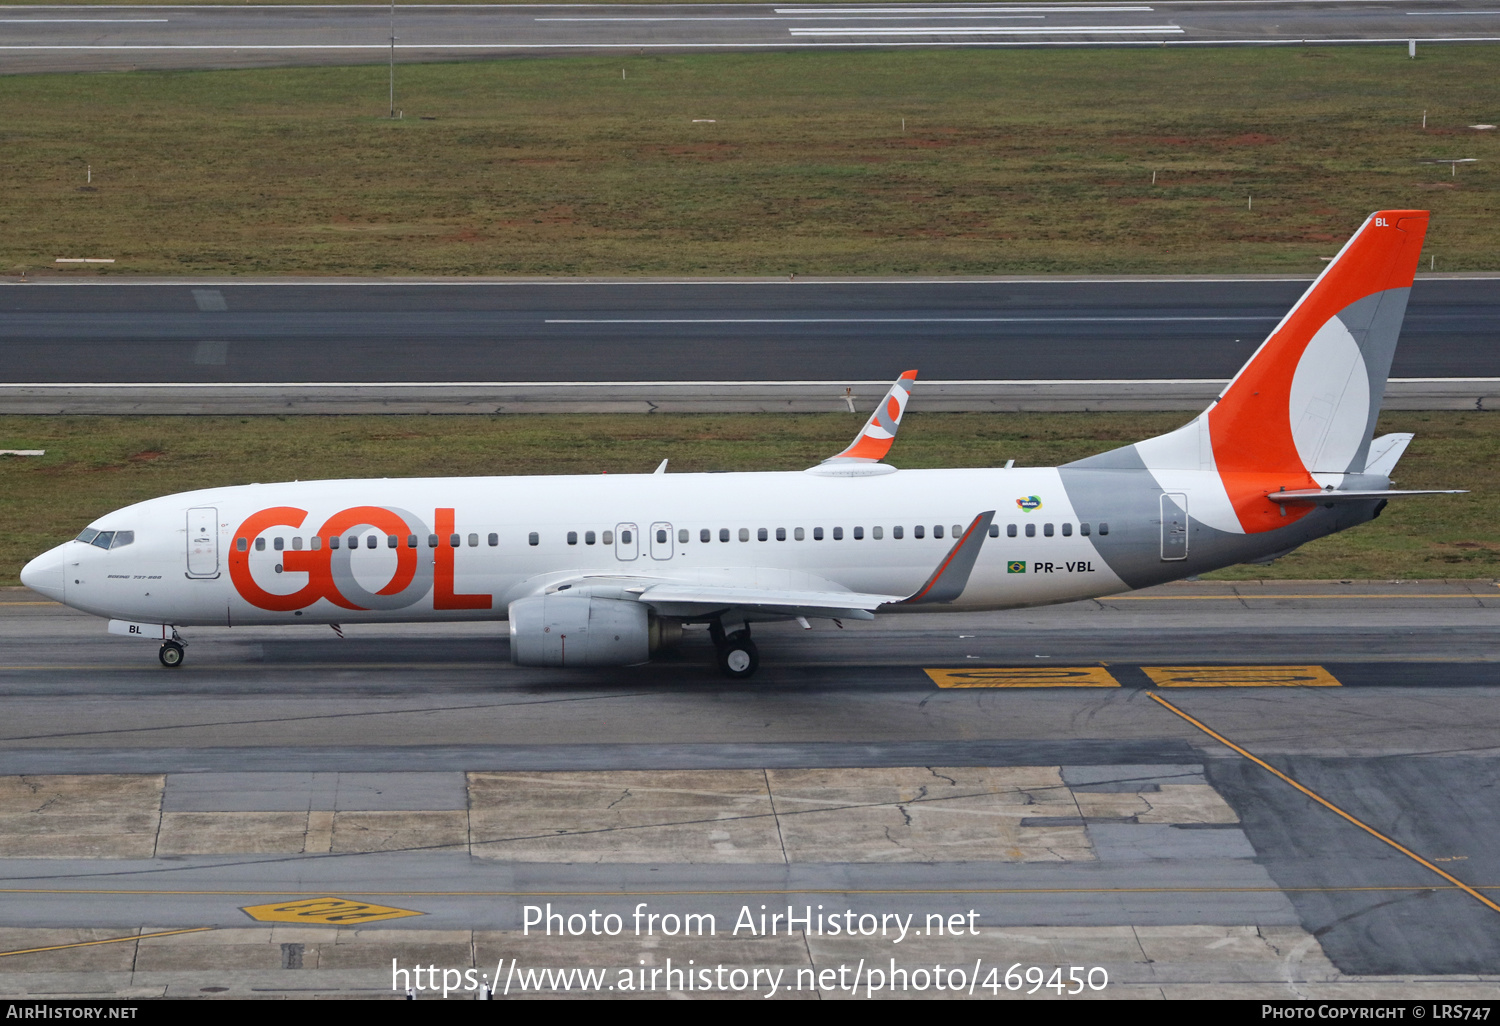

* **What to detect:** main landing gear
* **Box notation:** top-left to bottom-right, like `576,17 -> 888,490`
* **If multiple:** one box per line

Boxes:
159,640 -> 185,668
710,621 -> 758,680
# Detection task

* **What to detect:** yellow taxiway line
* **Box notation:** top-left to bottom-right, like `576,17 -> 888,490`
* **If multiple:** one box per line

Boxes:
0,926 -> 213,959
1149,692 -> 1500,916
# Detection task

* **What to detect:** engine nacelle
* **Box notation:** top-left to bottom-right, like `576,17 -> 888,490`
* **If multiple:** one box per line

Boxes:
508,594 -> 651,667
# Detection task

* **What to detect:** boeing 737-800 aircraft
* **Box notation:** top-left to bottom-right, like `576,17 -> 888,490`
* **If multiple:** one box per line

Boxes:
21,210 -> 1459,678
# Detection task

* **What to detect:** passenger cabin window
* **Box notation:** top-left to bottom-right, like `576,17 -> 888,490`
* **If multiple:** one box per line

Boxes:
1007,524 -> 1018,538
291,537 -> 303,551
873,526 -> 883,540
489,533 -> 499,547
407,535 -> 417,548
700,529 -> 711,543
914,525 -> 924,539
894,526 -> 903,540
448,534 -> 460,548
312,537 -> 322,551
814,527 -> 824,541
274,538 -> 284,551
833,527 -> 844,540
1025,524 -> 1036,538
588,531 -> 599,545
1044,524 -> 1054,537
368,535 -> 379,549
388,535 -> 399,548
255,538 -> 266,552
330,536 -> 340,550
1080,523 -> 1091,536
428,534 -> 439,548
679,529 -> 689,543
568,531 -> 578,546
236,537 -> 248,552
719,529 -> 729,543
853,527 -> 864,540
348,536 -> 360,550
776,528 -> 786,541
933,525 -> 944,540
952,524 -> 962,538
757,528 -> 767,541
658,529 -> 669,544
1099,522 -> 1110,536
739,528 -> 750,542
1062,523 -> 1073,537
528,532 -> 539,546
988,525 -> 999,538
469,534 -> 478,547
604,531 -> 614,545
795,528 -> 805,541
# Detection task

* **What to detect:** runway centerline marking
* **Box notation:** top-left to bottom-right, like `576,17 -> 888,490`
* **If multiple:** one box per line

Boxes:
926,666 -> 1119,687
0,927 -> 211,959
1149,693 -> 1500,916
1143,665 -> 1341,687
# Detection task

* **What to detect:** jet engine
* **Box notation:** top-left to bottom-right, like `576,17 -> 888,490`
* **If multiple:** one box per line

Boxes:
508,593 -> 654,667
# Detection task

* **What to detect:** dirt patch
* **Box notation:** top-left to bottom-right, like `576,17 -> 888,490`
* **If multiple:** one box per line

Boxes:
128,451 -> 163,462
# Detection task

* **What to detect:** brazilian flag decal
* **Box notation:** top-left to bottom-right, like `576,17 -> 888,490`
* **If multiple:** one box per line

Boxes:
1007,560 -> 1026,574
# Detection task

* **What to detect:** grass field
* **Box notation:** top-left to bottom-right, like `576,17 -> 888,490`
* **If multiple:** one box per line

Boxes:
2,47 -> 1496,277
0,411 -> 1493,586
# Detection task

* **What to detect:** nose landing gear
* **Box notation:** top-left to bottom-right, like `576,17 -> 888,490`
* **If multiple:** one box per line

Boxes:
159,641 -> 185,667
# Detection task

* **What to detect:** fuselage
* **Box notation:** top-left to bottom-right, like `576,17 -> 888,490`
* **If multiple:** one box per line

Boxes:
24,464 -> 1375,628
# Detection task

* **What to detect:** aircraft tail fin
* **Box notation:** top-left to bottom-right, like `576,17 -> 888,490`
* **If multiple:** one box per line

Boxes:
819,370 -> 918,465
1205,210 -> 1429,479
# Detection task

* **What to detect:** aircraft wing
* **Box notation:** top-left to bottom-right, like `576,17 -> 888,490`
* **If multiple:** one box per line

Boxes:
635,510 -> 997,618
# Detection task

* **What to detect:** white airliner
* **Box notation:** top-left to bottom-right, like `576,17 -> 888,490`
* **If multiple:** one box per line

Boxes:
21,210 -> 1459,677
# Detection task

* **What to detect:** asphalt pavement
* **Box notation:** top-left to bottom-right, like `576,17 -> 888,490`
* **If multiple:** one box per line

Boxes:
3,276 -> 1497,384
2,1 -> 1499,73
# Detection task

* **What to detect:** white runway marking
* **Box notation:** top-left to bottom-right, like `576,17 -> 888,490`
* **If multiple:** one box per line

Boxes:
536,15 -> 1048,21
789,24 -> 1184,33
545,316 -> 1275,324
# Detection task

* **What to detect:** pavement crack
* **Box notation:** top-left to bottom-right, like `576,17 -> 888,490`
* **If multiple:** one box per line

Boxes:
926,767 -> 957,786
605,788 -> 633,810
896,804 -> 913,828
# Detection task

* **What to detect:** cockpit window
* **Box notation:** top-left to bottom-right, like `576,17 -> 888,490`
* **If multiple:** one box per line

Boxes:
110,531 -> 135,549
91,531 -> 115,550
76,528 -> 99,545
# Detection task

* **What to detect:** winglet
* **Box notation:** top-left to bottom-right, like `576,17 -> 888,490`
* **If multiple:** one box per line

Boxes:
895,511 -> 995,606
820,370 -> 918,465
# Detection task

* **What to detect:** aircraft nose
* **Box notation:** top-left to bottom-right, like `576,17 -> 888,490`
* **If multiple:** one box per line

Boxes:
20,547 -> 66,603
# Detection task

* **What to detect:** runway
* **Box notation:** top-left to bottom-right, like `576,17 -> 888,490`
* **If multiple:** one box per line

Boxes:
0,581 -> 1497,995
3,0 -> 1500,74
3,276 -> 1497,385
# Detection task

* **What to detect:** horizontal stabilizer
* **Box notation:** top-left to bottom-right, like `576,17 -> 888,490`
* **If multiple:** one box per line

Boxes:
1270,488 -> 1466,505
